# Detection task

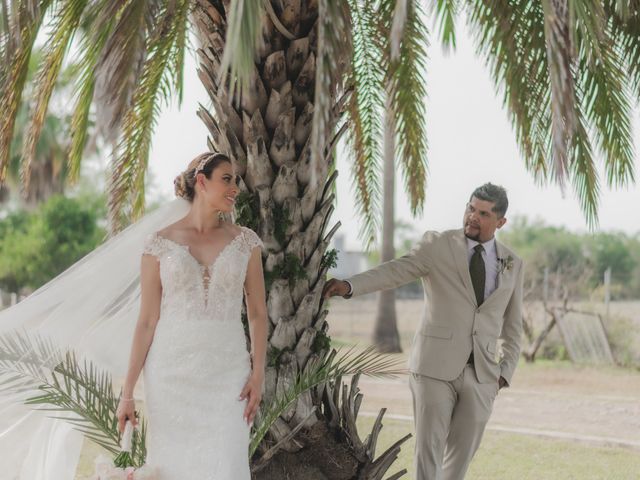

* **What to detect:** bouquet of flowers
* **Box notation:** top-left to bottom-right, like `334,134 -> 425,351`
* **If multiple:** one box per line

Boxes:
92,421 -> 157,480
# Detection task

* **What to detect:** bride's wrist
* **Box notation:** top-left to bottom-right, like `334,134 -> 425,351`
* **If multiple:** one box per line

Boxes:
120,389 -> 135,402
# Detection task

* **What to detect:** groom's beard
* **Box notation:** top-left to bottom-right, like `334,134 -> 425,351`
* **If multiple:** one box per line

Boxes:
464,232 -> 480,241
464,224 -> 481,242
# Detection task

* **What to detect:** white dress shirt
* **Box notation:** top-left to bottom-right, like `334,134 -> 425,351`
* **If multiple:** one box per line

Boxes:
466,236 -> 499,300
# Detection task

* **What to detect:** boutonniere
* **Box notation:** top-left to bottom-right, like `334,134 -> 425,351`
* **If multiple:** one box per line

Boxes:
497,255 -> 514,275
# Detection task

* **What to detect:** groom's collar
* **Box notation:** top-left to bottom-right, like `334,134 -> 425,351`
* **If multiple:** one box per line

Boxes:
465,236 -> 496,255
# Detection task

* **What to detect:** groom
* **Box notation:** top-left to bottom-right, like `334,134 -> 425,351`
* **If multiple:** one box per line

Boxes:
323,183 -> 523,480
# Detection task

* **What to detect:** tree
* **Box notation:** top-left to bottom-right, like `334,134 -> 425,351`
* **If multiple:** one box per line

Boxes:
373,100 -> 403,353
1,1 -> 427,477
0,49 -> 82,206
587,232 -> 637,289
0,195 -> 105,292
372,1 -> 428,353
2,0 -> 640,478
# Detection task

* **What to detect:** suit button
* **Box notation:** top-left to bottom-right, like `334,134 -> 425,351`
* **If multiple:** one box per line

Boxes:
472,330 -> 478,335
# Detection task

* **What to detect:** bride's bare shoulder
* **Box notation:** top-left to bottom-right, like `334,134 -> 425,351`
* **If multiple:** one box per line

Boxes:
226,223 -> 243,236
156,220 -> 187,240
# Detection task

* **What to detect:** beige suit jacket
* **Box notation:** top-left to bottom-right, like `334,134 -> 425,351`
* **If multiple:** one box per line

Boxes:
347,229 -> 524,384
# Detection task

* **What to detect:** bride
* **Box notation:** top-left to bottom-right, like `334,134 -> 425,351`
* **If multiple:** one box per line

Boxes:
0,152 -> 268,479
117,151 -> 267,478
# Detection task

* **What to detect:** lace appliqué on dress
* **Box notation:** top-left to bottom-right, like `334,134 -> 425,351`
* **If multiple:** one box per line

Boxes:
238,226 -> 264,251
142,233 -> 167,259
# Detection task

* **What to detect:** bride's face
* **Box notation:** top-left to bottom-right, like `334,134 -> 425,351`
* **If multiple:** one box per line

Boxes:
195,161 -> 239,213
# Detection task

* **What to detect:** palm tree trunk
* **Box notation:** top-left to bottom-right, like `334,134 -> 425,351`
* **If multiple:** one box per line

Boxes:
373,96 -> 402,353
191,1 -> 409,478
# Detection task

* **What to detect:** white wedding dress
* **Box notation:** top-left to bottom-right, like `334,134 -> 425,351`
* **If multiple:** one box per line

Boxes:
141,226 -> 263,479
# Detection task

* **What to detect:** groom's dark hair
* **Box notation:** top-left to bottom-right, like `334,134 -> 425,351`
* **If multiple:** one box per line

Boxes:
470,183 -> 508,218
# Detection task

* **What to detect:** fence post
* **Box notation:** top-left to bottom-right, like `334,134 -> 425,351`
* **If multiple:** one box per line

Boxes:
604,267 -> 611,319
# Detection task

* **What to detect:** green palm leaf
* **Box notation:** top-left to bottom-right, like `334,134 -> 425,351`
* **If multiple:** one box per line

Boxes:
67,3 -> 124,183
0,0 -> 53,182
540,0 -> 576,185
250,345 -> 404,457
433,0 -> 459,51
20,0 -> 89,194
311,0 -> 352,190
107,0 -> 190,232
345,0 -> 383,248
379,0 -> 429,216
577,35 -> 634,189
219,0 -> 265,95
467,0 -> 551,185
0,330 -> 147,467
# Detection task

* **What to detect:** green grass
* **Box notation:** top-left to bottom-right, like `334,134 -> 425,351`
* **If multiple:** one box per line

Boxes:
356,416 -> 640,480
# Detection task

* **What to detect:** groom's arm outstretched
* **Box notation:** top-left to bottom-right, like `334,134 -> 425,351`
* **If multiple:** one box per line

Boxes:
323,231 -> 436,299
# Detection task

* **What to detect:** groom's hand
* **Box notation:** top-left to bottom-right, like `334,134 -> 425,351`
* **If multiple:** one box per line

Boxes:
323,279 -> 351,299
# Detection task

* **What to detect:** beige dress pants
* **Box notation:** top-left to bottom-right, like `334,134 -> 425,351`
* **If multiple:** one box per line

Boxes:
409,364 -> 499,480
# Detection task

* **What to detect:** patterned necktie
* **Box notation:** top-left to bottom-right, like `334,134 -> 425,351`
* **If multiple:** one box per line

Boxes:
469,244 -> 485,306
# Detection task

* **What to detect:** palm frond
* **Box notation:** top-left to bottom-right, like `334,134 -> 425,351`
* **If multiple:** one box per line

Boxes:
577,35 -> 634,188
172,4 -> 188,105
570,0 -> 606,62
432,0 -> 459,51
20,0 -> 89,194
608,2 -> 640,107
0,330 -> 147,467
107,0 -> 190,232
568,99 -> 600,228
344,0 -> 382,248
0,0 -> 53,182
250,345 -> 404,456
219,0 -> 265,94
310,0 -> 352,188
0,0 -> 13,66
468,0 -> 629,226
466,0 -> 551,185
380,0 -> 429,215
67,4 -> 123,182
93,0 -> 150,143
540,0 -> 576,186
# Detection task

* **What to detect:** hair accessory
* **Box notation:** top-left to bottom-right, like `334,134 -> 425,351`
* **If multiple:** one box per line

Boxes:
194,155 -> 211,174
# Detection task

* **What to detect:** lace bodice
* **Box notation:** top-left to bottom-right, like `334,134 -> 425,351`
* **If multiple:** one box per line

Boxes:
142,226 -> 263,321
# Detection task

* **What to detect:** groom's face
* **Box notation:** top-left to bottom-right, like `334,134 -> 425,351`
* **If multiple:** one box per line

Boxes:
463,196 -> 507,243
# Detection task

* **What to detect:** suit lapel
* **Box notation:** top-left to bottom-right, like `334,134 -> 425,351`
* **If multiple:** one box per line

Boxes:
483,240 -> 510,306
448,230 -> 477,306
495,241 -> 505,290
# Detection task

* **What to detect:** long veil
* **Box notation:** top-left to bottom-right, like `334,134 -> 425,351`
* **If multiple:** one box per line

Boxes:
0,198 -> 191,480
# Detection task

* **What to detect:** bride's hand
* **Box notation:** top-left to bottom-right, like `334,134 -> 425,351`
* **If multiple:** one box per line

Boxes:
239,371 -> 264,426
116,396 -> 138,433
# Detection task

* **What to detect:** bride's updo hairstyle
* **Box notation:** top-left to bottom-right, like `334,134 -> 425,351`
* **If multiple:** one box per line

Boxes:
173,152 -> 231,201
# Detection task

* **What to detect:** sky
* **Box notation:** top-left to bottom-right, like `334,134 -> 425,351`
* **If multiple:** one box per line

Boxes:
145,22 -> 640,251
